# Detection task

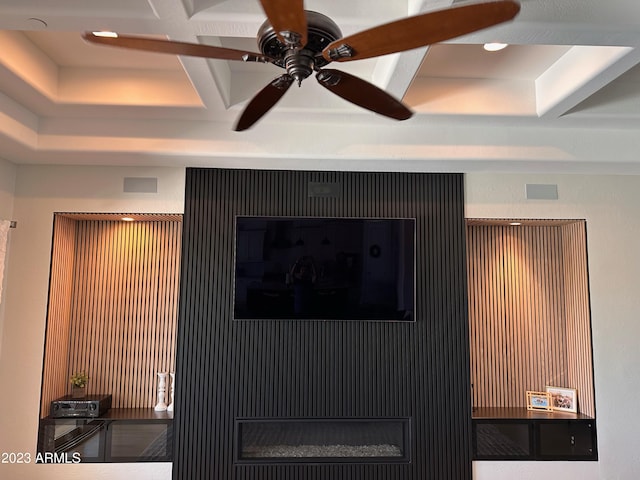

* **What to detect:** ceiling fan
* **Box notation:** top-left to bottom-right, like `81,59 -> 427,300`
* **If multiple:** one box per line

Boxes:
82,0 -> 520,131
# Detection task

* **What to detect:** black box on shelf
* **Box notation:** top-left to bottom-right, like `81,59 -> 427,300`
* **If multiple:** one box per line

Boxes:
50,394 -> 112,418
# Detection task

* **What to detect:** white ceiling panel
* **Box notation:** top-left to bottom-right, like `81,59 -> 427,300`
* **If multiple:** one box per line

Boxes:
1,0 -> 640,173
25,31 -> 183,70
0,0 -> 156,17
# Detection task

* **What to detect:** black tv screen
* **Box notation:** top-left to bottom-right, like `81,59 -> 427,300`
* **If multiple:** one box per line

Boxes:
234,217 -> 415,321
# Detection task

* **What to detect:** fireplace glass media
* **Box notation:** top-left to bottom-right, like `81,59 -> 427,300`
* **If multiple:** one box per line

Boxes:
235,418 -> 410,464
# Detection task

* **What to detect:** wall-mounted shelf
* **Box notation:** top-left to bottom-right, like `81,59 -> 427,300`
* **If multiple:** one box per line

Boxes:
38,408 -> 173,463
472,407 -> 597,461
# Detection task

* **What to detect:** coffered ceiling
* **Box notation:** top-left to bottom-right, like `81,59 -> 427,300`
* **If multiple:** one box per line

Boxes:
1,0 -> 640,173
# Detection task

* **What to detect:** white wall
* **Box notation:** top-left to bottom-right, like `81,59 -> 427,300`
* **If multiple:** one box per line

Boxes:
468,173 -> 640,480
0,165 -> 184,480
0,157 -> 16,219
1,168 -> 637,480
0,157 -> 17,363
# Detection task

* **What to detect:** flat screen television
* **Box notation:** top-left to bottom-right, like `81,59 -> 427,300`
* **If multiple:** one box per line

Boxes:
233,216 -> 415,321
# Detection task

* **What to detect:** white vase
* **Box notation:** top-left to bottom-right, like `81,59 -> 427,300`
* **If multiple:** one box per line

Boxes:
167,373 -> 175,412
154,372 -> 168,411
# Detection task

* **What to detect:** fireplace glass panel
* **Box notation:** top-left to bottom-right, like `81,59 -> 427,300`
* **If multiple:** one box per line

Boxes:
236,418 -> 410,464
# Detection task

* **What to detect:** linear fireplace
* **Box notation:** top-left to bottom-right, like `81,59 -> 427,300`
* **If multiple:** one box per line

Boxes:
235,418 -> 411,464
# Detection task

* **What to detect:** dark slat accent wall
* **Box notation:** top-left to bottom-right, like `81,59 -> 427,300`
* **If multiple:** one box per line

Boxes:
467,222 -> 594,416
174,169 -> 470,480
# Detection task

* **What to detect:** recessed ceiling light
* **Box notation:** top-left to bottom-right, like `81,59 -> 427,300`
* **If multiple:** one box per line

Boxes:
92,31 -> 118,38
484,43 -> 508,52
122,217 -> 135,222
509,222 -> 522,226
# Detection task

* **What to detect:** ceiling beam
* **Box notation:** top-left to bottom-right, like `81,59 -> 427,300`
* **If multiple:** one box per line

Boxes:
377,0 -> 454,98
536,46 -> 640,118
188,0 -> 230,17
142,0 -> 234,109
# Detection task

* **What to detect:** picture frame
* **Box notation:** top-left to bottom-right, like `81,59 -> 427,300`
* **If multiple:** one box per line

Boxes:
526,390 -> 553,411
545,386 -> 578,413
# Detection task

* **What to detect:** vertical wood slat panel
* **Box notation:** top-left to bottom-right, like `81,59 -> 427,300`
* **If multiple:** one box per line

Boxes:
468,225 -> 566,408
40,216 -> 77,417
173,170 -> 470,480
561,222 -> 595,417
467,222 -> 594,415
59,219 -> 182,408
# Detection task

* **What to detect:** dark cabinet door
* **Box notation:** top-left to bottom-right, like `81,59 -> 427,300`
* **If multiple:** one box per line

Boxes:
473,422 -> 534,460
105,421 -> 173,462
38,419 -> 107,463
537,420 -> 597,459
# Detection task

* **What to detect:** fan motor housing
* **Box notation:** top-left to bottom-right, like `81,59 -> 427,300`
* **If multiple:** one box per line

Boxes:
257,11 -> 342,69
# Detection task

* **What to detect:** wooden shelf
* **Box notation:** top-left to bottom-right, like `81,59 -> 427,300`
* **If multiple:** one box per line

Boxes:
472,406 -> 594,421
99,408 -> 173,421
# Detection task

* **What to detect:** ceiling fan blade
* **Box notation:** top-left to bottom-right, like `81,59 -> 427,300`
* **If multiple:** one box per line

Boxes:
234,74 -> 295,131
82,33 -> 273,63
259,0 -> 307,48
322,0 -> 520,62
316,69 -> 412,121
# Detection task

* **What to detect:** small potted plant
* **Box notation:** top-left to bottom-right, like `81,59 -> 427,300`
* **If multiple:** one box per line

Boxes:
70,371 -> 89,398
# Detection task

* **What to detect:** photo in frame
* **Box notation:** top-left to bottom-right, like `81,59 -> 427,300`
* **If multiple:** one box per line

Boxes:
545,386 -> 578,413
526,391 -> 553,411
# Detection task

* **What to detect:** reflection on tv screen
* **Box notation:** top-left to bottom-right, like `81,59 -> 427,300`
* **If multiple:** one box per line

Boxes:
234,217 -> 415,321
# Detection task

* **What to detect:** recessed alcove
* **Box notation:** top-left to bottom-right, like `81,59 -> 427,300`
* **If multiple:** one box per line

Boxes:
466,219 -> 596,460
38,212 -> 182,463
